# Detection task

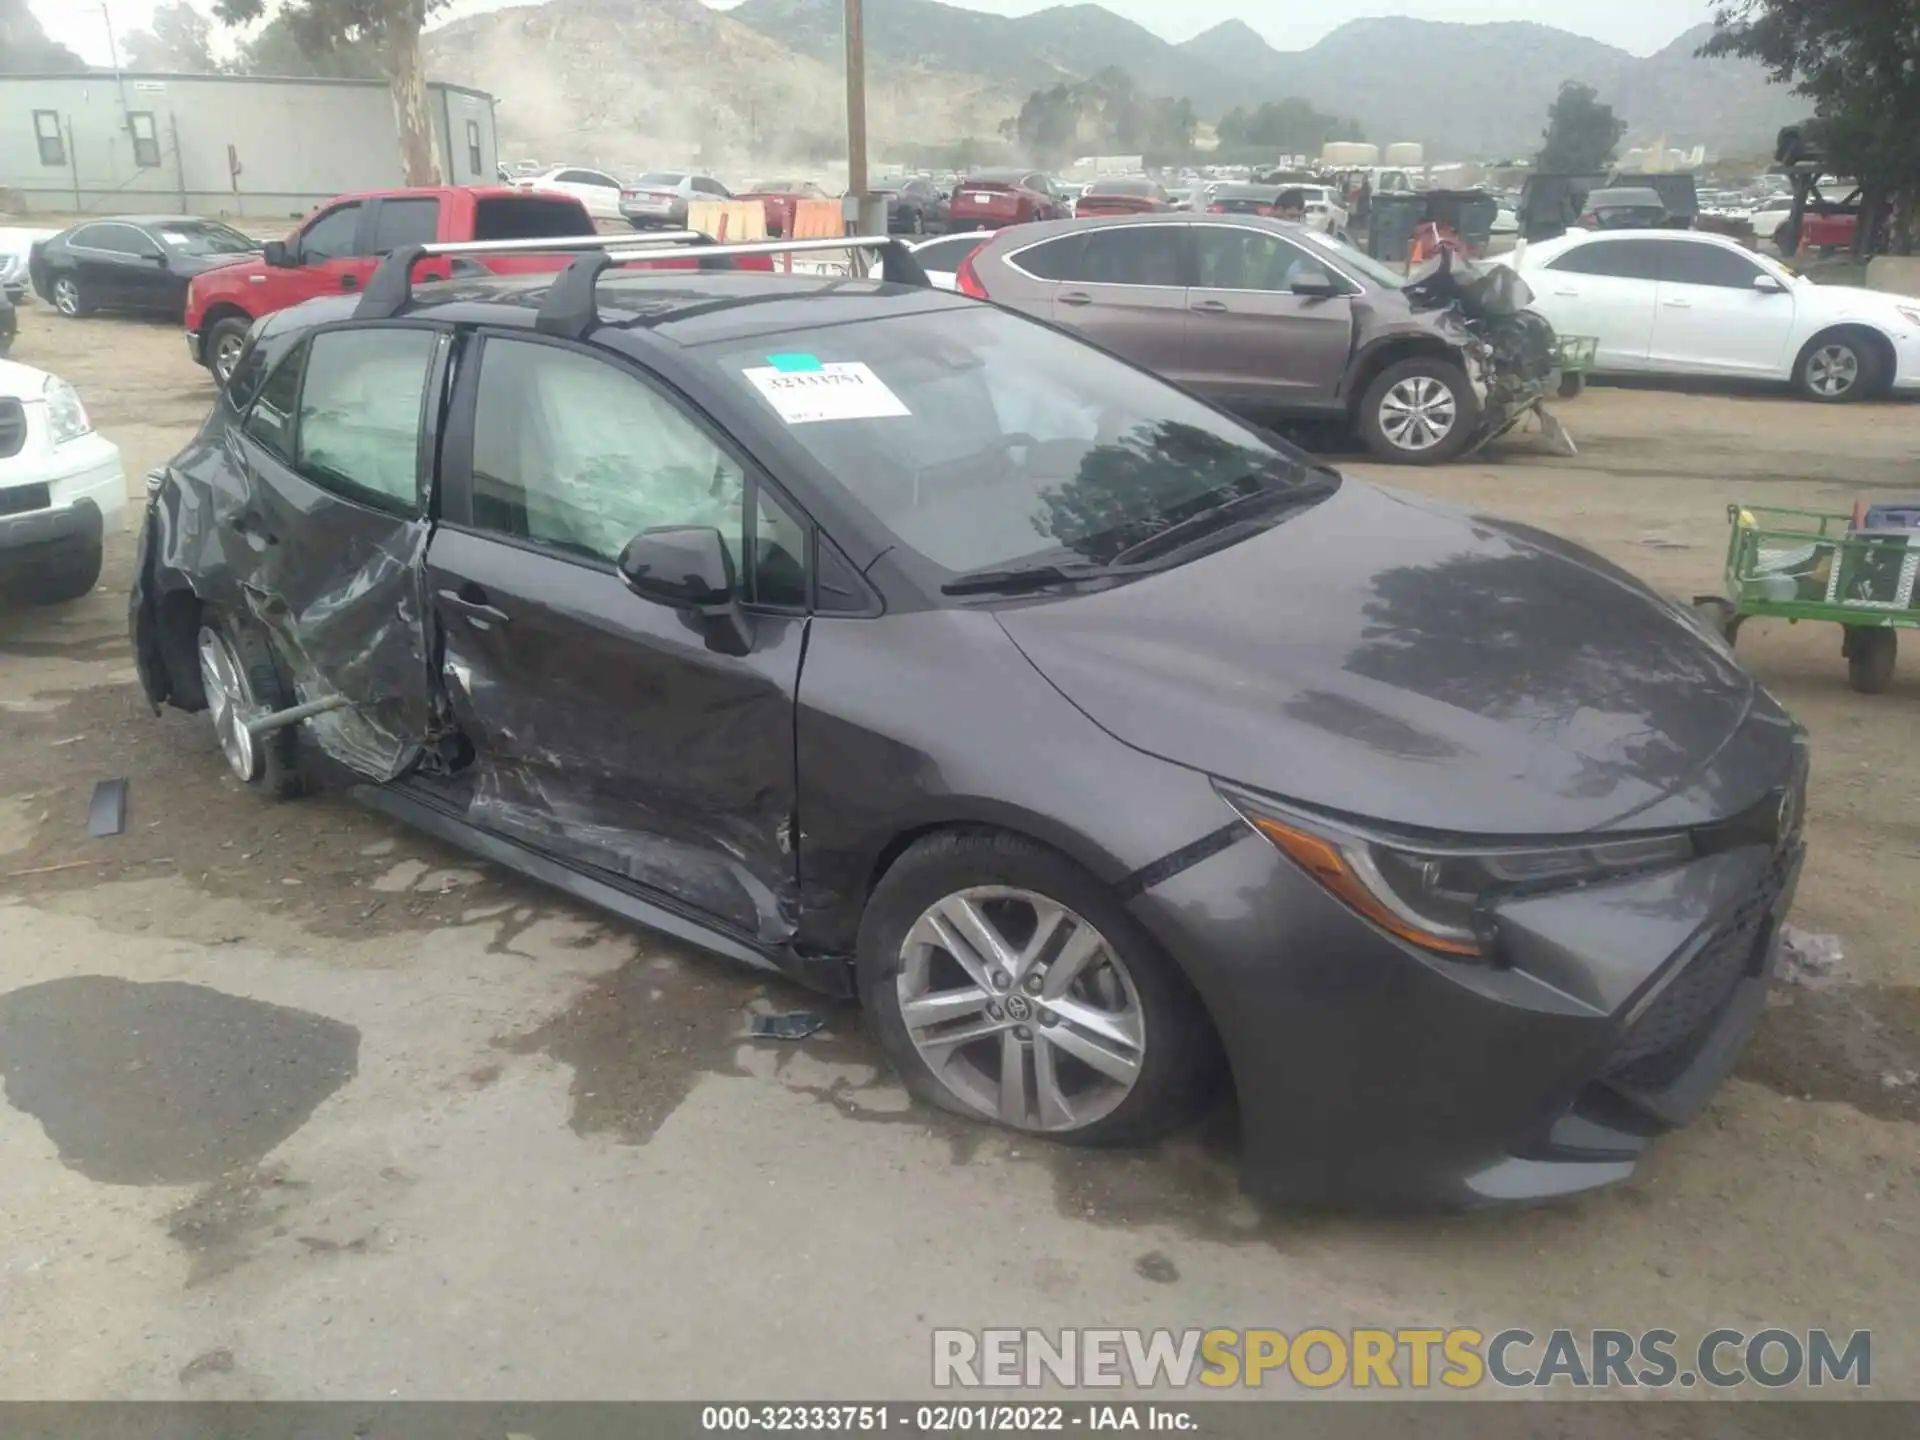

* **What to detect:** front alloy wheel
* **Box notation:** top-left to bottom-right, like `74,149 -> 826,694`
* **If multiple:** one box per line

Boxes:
895,887 -> 1145,1132
1378,375 -> 1459,453
1800,340 -> 1863,401
52,275 -> 83,317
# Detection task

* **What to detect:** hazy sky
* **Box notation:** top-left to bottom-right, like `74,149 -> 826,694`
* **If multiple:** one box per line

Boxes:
38,0 -> 1722,69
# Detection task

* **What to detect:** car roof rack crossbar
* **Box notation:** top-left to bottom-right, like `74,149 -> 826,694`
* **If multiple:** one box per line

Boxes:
353,230 -> 707,320
355,230 -> 934,326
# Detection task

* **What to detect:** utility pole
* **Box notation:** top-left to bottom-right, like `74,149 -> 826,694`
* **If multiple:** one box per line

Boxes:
843,0 -> 886,265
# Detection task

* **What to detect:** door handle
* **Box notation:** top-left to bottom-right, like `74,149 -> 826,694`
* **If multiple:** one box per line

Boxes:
1662,299 -> 1692,309
437,588 -> 510,628
340,273 -> 359,291
1057,291 -> 1092,307
1551,288 -> 1579,297
1190,299 -> 1229,314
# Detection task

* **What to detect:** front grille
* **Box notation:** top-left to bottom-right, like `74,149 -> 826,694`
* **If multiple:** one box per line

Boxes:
1605,842 -> 1794,1090
0,399 -> 25,460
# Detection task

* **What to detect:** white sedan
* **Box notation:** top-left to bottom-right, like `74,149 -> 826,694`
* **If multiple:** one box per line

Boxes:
1295,184 -> 1349,235
513,165 -> 626,222
0,358 -> 126,604
1506,229 -> 1920,402
907,231 -> 994,290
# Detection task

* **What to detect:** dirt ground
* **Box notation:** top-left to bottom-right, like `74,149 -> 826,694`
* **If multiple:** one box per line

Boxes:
0,299 -> 1915,1403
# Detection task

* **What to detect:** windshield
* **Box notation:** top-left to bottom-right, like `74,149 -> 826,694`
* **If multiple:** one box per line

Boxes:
702,306 -> 1333,576
635,172 -> 684,187
1303,229 -> 1404,290
152,221 -> 257,256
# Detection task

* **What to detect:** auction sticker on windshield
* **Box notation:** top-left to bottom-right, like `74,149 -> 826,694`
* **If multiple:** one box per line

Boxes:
743,361 -> 911,424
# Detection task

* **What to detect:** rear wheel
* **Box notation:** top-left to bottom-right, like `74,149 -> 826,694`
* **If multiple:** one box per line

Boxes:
1357,357 -> 1478,465
1844,625 -> 1897,694
858,831 -> 1218,1146
195,614 -> 305,798
51,273 -> 87,317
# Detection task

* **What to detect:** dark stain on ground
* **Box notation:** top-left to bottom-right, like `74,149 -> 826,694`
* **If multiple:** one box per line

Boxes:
501,945 -> 797,1145
165,1164 -> 309,1284
1738,983 -> 1920,1124
0,976 -> 358,1185
1134,1250 -> 1179,1283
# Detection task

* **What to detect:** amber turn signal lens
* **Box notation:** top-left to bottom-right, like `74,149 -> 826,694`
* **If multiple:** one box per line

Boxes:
1250,817 -> 1483,957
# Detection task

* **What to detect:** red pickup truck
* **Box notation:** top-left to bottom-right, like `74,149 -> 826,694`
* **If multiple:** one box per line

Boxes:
185,184 -> 771,381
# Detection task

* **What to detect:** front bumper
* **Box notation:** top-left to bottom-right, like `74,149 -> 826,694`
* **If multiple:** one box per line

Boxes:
1889,327 -> 1920,393
1127,818 -> 1802,1208
0,434 -> 127,560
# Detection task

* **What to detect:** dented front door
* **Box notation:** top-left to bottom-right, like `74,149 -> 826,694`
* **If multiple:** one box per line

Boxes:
425,332 -> 803,944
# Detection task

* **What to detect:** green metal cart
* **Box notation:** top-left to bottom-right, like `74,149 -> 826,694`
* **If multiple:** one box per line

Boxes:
1693,503 -> 1920,694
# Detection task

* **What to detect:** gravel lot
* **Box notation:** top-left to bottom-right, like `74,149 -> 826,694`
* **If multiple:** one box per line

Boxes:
1,299 -> 1916,1401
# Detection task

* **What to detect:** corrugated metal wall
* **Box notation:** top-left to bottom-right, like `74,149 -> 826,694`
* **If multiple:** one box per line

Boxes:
0,73 -> 497,218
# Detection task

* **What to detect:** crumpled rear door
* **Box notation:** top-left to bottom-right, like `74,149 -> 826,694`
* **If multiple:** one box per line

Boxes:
152,322 -> 451,780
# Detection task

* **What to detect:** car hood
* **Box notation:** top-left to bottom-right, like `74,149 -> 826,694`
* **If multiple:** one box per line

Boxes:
1802,280 -> 1920,314
996,482 -> 1794,837
0,356 -> 53,401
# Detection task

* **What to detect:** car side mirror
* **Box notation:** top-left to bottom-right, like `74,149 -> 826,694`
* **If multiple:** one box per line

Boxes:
616,525 -> 753,655
262,239 -> 293,267
1753,273 -> 1787,293
1291,265 -> 1345,298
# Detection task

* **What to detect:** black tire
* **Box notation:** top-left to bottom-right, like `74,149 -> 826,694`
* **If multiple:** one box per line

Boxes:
1692,596 -> 1739,646
1844,625 -> 1896,695
1557,371 -> 1586,400
1794,330 -> 1882,403
1356,356 -> 1479,465
857,829 -> 1219,1147
204,316 -> 252,384
50,271 -> 88,318
198,610 -> 306,799
26,540 -> 102,605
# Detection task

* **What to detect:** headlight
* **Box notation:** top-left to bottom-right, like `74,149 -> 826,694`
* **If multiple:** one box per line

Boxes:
1217,786 -> 1695,959
43,376 -> 92,445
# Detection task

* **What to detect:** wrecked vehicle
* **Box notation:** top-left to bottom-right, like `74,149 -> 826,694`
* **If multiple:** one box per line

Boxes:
135,233 -> 1806,1206
958,212 -> 1565,465
1403,246 -> 1578,455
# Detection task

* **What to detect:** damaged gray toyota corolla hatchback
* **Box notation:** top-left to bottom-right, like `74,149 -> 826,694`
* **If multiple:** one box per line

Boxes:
132,237 -> 1807,1207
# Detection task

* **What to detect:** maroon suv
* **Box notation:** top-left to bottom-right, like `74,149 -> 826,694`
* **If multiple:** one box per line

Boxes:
949,170 -> 1070,230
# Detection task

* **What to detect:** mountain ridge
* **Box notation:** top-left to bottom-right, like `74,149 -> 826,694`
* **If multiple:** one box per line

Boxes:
726,0 -> 1801,155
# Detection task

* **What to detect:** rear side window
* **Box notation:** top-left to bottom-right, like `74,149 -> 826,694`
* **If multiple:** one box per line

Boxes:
1011,233 -> 1087,281
1545,239 -> 1664,281
369,198 -> 440,253
243,343 -> 306,463
472,195 -> 596,241
1659,242 -> 1764,289
295,328 -> 438,513
72,223 -> 156,256
1078,227 -> 1186,286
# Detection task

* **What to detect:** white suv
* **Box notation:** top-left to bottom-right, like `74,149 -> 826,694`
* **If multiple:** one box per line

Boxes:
0,360 -> 125,603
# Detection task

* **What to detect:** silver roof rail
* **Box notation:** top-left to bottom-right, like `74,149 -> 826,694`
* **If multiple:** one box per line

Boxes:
356,231 -> 932,323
